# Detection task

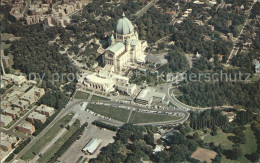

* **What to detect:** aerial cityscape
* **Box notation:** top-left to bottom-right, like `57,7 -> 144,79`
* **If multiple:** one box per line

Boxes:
0,0 -> 259,162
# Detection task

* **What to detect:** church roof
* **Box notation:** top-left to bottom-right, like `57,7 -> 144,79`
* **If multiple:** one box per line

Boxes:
106,42 -> 125,54
115,13 -> 134,35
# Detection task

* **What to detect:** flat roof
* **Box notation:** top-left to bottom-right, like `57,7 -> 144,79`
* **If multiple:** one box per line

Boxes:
18,122 -> 34,130
0,115 -> 12,123
136,87 -> 166,102
28,111 -> 46,120
36,105 -> 54,113
4,107 -> 21,114
83,138 -> 102,154
86,73 -> 115,86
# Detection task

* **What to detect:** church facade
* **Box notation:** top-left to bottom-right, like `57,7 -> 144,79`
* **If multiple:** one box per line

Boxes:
103,13 -> 147,73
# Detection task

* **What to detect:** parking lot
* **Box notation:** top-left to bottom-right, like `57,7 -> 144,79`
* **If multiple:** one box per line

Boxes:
58,124 -> 116,163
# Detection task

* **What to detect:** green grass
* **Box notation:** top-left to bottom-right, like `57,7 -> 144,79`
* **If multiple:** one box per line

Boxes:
237,126 -> 258,163
1,42 -> 11,50
38,119 -> 80,163
91,95 -> 110,101
87,104 -> 130,122
129,111 -> 181,124
74,91 -> 89,99
249,75 -> 260,82
203,130 -> 234,150
21,114 -> 74,160
203,126 -> 257,163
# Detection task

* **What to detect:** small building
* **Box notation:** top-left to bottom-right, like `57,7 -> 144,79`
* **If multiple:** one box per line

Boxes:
3,107 -> 21,119
1,74 -> 26,85
116,83 -> 137,96
0,132 -> 17,151
35,105 -> 55,117
222,111 -> 236,122
135,87 -> 167,105
255,63 -> 260,74
82,138 -> 102,154
27,111 -> 47,124
17,122 -> 36,134
153,145 -> 165,154
0,115 -> 13,127
161,130 -> 179,143
12,99 -> 29,111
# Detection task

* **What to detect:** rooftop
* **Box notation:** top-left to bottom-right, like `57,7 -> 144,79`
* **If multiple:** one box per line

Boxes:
106,42 -> 125,54
36,105 -> 54,113
83,138 -> 102,154
18,121 -> 35,130
4,107 -> 21,114
28,111 -> 46,120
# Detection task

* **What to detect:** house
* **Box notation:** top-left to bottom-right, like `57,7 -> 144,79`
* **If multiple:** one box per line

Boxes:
0,132 -> 17,151
12,99 -> 29,111
2,107 -> 21,119
35,105 -> 55,117
255,62 -> 260,74
20,87 -> 45,105
17,122 -> 36,134
27,111 -> 47,124
0,115 -> 13,127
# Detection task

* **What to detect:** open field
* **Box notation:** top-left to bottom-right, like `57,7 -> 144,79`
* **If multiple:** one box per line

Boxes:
1,42 -> 11,50
249,75 -> 260,82
203,126 -> 257,163
38,120 -> 81,163
91,95 -> 110,101
129,111 -> 181,124
21,114 -> 74,160
87,104 -> 130,122
74,91 -> 89,100
203,130 -> 234,150
191,147 -> 217,163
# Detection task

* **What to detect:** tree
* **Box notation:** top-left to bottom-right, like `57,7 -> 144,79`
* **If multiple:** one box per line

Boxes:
144,133 -> 154,146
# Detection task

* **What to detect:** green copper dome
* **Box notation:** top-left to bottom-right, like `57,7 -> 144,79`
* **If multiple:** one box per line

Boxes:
115,13 -> 134,35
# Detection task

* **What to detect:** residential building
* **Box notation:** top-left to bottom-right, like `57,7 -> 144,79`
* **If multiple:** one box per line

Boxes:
27,111 -> 47,123
0,132 -> 17,151
12,99 -> 29,111
20,87 -> 45,105
0,115 -> 12,127
35,105 -> 55,117
2,107 -> 21,119
17,122 -> 36,134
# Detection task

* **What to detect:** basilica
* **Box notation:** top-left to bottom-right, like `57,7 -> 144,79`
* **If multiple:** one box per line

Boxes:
78,13 -> 147,94
103,13 -> 147,73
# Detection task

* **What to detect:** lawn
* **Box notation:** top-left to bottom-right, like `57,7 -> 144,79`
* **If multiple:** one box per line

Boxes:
38,119 -> 81,163
1,42 -> 11,50
91,95 -> 110,101
249,75 -> 260,82
129,111 -> 181,124
203,126 -> 257,163
74,91 -> 89,100
87,104 -> 130,122
21,114 -> 74,160
203,130 -> 234,150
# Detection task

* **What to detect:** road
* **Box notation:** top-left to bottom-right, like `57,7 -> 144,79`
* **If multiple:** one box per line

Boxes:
135,0 -> 159,18
14,99 -> 84,160
227,1 -> 255,63
14,86 -> 191,161
0,105 -> 38,139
